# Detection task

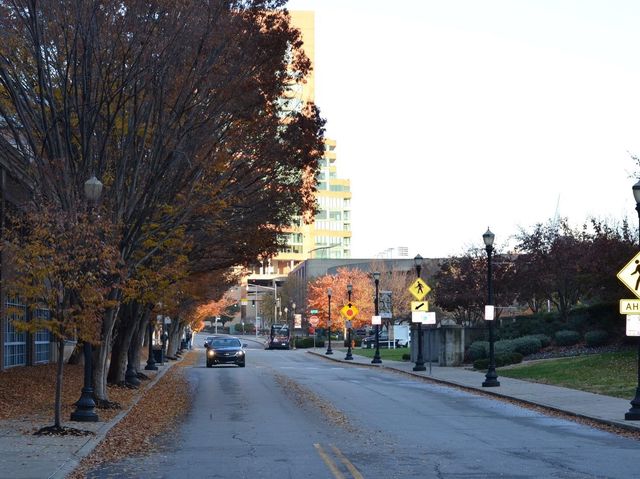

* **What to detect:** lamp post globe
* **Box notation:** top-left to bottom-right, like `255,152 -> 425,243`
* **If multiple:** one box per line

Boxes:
71,175 -> 103,422
482,227 -> 500,388
326,288 -> 333,355
626,181 -> 640,420
413,254 -> 426,372
372,272 -> 382,364
345,283 -> 354,360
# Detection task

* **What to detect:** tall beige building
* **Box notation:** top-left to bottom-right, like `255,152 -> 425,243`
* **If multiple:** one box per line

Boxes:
248,11 -> 352,282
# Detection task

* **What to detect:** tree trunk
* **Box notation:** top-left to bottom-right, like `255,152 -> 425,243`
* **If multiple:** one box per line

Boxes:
166,318 -> 181,358
107,301 -> 139,385
129,309 -> 149,377
54,338 -> 65,428
93,289 -> 122,404
66,342 -> 82,365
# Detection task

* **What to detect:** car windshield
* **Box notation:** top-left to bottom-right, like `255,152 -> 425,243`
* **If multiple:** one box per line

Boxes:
211,338 -> 241,348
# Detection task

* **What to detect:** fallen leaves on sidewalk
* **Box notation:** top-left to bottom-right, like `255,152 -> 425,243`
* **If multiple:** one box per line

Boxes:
0,363 -> 139,424
68,352 -> 195,478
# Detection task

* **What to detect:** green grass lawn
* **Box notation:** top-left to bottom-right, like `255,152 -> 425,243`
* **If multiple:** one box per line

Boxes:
498,349 -> 637,399
351,347 -> 411,362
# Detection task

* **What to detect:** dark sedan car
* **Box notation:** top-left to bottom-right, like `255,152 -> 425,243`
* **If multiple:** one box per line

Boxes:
205,337 -> 246,367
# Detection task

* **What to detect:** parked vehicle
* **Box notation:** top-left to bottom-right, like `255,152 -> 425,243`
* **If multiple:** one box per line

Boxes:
267,324 -> 290,350
205,336 -> 246,367
361,332 -> 405,348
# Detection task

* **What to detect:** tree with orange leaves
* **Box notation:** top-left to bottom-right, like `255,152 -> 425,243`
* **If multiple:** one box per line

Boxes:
306,268 -> 375,332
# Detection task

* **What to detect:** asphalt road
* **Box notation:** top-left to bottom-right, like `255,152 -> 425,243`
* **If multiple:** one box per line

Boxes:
86,333 -> 640,478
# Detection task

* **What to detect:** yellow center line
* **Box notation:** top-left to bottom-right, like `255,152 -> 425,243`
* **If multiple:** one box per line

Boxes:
330,444 -> 365,479
314,443 -> 346,479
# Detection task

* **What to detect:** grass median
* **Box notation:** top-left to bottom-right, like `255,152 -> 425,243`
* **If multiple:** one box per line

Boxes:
350,347 -> 411,362
498,349 -> 637,399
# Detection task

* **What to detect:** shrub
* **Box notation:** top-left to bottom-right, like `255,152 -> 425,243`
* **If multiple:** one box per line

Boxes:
402,353 -> 411,361
295,338 -> 324,348
584,330 -> 609,347
495,339 -> 515,355
473,358 -> 489,370
468,341 -> 489,360
511,336 -> 542,356
554,330 -> 580,346
531,334 -> 551,348
342,337 -> 362,347
498,352 -> 524,366
295,338 -> 314,349
472,352 -> 523,370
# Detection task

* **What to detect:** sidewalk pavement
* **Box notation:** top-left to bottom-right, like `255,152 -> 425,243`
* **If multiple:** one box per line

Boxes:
308,348 -> 640,433
0,356 -> 178,479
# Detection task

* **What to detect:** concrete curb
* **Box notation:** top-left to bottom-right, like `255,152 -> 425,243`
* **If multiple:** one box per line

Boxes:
306,350 -> 640,434
49,355 -> 182,479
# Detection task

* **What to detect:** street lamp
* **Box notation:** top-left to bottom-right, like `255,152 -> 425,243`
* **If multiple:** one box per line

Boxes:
372,272 -> 382,364
71,175 -> 103,422
291,302 -> 296,350
345,283 -> 354,360
413,255 -> 426,371
145,315 -> 158,371
482,227 -> 500,388
284,306 -> 289,349
326,288 -> 333,355
626,181 -> 640,419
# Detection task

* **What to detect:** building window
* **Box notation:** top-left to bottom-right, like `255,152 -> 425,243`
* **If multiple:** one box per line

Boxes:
33,308 -> 51,364
4,298 -> 27,368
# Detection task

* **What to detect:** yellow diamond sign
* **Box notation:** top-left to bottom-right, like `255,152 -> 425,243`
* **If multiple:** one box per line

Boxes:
617,251 -> 640,300
408,278 -> 430,301
341,303 -> 359,319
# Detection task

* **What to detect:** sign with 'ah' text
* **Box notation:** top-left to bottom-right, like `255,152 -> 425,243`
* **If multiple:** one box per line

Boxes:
620,299 -> 640,314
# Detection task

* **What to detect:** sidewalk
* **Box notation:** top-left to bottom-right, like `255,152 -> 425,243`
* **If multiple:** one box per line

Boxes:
0,357 -> 178,479
308,349 -> 640,433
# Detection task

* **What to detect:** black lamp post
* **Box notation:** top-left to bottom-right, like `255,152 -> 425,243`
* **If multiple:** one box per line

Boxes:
626,181 -> 640,420
413,254 -> 426,372
291,302 -> 296,350
372,272 -> 382,364
326,288 -> 333,354
145,317 -> 158,371
71,175 -> 103,422
345,284 -> 354,360
482,227 -> 500,388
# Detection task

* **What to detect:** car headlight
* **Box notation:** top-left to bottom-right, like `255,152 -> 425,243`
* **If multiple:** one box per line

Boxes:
207,350 -> 215,357
237,351 -> 245,356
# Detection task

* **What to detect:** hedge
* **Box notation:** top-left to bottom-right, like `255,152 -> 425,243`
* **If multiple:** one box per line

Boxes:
468,341 -> 489,361
584,329 -> 609,347
473,352 -> 523,370
554,330 -> 580,346
531,334 -> 551,348
295,338 -> 324,348
511,336 -> 542,356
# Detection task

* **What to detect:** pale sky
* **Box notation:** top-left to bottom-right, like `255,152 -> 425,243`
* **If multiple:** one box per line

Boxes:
286,0 -> 640,258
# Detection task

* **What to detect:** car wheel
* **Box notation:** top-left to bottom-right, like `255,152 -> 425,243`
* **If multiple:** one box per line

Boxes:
239,362 -> 245,368
206,362 -> 212,368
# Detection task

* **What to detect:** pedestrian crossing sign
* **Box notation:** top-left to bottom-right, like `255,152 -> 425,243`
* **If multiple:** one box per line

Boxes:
617,251 -> 640,300
408,278 -> 430,301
